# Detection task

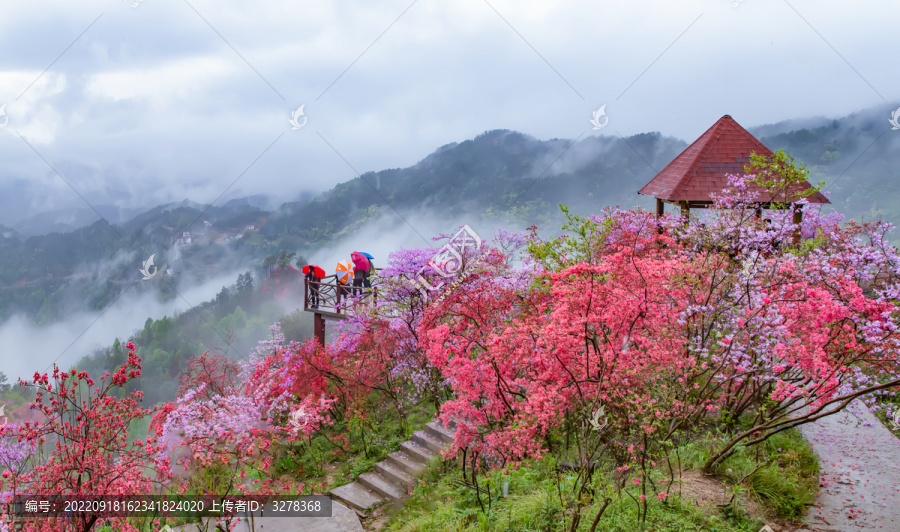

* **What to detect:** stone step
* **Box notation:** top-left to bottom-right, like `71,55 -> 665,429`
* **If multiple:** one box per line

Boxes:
325,420 -> 457,519
357,472 -> 405,501
386,450 -> 427,476
329,482 -> 383,516
411,430 -> 445,454
374,461 -> 415,490
400,440 -> 437,464
424,421 -> 455,445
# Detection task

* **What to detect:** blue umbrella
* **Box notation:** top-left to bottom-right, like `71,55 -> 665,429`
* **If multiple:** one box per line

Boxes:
359,252 -> 374,259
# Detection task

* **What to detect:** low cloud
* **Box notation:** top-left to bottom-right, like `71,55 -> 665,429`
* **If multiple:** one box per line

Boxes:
0,268 -> 245,383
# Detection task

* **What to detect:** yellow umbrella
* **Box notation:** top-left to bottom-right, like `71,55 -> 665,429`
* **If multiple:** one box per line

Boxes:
335,260 -> 353,284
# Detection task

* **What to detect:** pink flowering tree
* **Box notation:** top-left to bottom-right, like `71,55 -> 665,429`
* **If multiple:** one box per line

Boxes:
149,328 -> 339,531
0,343 -> 171,532
338,227 -> 532,415
177,351 -> 242,401
417,171 -> 900,527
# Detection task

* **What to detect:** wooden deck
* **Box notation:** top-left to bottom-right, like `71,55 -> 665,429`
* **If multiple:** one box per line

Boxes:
307,308 -> 347,320
304,274 -> 377,345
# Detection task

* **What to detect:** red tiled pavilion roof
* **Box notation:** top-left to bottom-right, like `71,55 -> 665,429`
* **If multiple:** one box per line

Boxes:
638,115 -> 829,205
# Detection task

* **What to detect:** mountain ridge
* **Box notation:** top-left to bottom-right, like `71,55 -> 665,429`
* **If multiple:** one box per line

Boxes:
2,102 -> 900,325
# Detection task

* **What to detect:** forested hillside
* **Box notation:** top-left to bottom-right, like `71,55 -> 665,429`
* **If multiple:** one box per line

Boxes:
72,268 -> 315,407
2,104 -> 899,409
3,103 -> 899,327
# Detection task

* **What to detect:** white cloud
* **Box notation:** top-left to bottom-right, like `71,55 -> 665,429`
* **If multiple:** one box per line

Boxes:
84,55 -> 238,107
0,71 -> 67,144
0,268 -> 246,382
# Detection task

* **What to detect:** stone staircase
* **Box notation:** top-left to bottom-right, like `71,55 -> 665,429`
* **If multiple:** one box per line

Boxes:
329,420 -> 455,517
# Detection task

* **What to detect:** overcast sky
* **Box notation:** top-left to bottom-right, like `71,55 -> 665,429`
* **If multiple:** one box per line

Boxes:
1,0 -> 899,222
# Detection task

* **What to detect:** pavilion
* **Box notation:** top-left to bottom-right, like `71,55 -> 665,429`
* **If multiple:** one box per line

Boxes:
638,115 -> 829,221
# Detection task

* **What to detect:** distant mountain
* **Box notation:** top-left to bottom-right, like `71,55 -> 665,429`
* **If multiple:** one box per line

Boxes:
0,226 -> 19,240
10,196 -> 273,238
261,129 -> 686,247
11,205 -> 138,237
750,102 -> 900,227
2,102 -> 900,325
223,195 -> 273,210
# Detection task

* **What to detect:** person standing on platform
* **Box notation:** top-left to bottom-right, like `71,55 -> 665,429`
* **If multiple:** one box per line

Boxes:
352,264 -> 365,296
363,257 -> 373,289
304,268 -> 321,308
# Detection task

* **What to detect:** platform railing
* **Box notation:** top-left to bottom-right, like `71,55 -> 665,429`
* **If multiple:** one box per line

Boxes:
303,273 -> 377,318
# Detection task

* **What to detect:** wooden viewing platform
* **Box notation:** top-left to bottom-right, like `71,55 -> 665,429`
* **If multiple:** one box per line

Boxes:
303,272 -> 378,345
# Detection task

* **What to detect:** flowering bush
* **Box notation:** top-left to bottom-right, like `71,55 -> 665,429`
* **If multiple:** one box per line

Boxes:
177,351 -> 242,401
343,227 -> 533,413
0,343 -> 171,532
415,174 -> 900,525
5,164 -> 900,530
154,333 -> 321,531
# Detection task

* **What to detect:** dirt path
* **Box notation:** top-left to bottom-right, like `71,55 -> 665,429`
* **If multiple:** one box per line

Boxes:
798,399 -> 900,531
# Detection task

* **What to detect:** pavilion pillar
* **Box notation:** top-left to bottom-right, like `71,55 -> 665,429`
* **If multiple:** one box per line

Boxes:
679,201 -> 690,221
656,198 -> 665,217
792,205 -> 803,246
314,312 -> 325,346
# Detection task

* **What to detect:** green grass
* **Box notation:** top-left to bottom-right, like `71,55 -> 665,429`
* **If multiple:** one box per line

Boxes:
674,428 -> 818,519
264,394 -> 436,492
384,426 -> 818,531
384,455 -> 764,532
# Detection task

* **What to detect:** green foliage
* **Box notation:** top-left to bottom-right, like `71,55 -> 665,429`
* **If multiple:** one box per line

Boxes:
383,415 -> 816,530
677,428 -> 818,519
278,309 -> 314,343
267,399 -> 435,491
745,149 -> 824,207
384,454 -> 764,532
74,273 -> 295,407
526,205 -> 613,272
